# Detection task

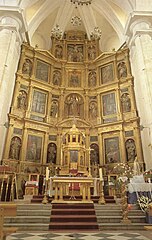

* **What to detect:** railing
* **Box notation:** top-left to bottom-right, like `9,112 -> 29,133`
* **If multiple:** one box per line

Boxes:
0,166 -> 17,202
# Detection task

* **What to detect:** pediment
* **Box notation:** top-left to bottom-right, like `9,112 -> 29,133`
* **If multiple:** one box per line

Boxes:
56,118 -> 92,128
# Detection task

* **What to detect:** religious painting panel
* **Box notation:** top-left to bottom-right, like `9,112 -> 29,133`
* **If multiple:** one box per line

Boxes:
101,63 -> 114,84
31,90 -> 47,114
65,93 -> 83,118
26,135 -> 42,162
67,44 -> 83,62
102,92 -> 117,116
68,70 -> 81,87
104,137 -> 120,164
35,60 -> 49,82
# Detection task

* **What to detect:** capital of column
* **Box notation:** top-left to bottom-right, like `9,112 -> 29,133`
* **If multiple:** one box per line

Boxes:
0,13 -> 27,43
125,12 -> 152,47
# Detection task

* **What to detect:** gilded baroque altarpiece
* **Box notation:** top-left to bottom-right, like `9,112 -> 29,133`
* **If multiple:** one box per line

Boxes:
2,30 -> 144,197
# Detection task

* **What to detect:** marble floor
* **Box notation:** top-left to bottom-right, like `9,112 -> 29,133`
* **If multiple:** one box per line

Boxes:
6,231 -> 152,240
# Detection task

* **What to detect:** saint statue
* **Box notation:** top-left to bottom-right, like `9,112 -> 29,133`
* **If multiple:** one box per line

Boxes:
17,90 -> 27,109
9,137 -> 21,160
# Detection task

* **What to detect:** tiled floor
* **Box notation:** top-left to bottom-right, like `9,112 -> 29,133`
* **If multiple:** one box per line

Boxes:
6,231 -> 152,240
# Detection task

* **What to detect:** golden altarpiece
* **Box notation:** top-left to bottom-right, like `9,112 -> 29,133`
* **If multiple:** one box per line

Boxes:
1,30 -> 145,199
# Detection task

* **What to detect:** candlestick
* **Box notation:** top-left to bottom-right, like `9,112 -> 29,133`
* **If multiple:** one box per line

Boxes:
99,168 -> 103,181
46,167 -> 49,180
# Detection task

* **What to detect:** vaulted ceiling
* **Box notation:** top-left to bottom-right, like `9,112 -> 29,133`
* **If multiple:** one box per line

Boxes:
20,0 -> 134,51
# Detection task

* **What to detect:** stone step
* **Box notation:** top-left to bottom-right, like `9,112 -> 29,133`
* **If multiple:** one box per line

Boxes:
94,204 -> 140,211
17,209 -> 51,216
4,216 -> 50,223
3,202 -> 146,232
16,204 -> 52,210
98,222 -> 147,231
95,209 -> 145,216
97,215 -> 146,223
51,208 -> 96,215
49,222 -> 99,230
4,223 -> 49,231
94,204 -> 122,210
50,215 -> 97,222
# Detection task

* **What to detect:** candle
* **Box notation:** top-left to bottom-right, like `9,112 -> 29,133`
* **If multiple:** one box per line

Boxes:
46,167 -> 49,180
99,168 -> 103,181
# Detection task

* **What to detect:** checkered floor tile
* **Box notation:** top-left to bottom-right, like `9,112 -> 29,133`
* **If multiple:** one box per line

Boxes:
6,231 -> 152,240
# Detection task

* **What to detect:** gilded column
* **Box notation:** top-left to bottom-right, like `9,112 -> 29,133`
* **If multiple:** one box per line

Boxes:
3,121 -> 14,159
125,50 -> 132,78
97,93 -> 101,124
59,89 -> 64,120
31,55 -> 37,79
114,57 -> 119,81
116,87 -> 122,121
45,92 -> 51,123
120,129 -> 126,163
98,132 -> 103,166
20,126 -> 28,162
85,130 -> 90,167
25,83 -> 33,118
43,132 -> 49,165
84,90 -> 89,121
56,130 -> 62,165
11,79 -> 21,111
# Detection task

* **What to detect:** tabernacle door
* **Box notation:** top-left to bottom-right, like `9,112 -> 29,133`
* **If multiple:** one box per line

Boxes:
70,150 -> 78,169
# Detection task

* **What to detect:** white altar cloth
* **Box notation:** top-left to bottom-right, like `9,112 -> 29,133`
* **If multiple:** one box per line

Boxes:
128,183 -> 152,193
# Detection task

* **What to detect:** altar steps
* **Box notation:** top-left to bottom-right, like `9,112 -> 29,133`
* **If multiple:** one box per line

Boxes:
49,203 -> 99,231
94,204 -> 147,231
31,194 -> 115,204
3,202 -> 148,231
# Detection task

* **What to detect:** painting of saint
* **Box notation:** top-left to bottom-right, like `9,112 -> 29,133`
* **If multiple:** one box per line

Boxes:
101,64 -> 114,84
26,135 -> 42,162
31,90 -> 47,114
36,60 -> 49,82
104,137 -> 120,164
102,93 -> 117,116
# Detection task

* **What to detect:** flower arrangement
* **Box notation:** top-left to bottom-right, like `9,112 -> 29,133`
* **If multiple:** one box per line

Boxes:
137,195 -> 152,213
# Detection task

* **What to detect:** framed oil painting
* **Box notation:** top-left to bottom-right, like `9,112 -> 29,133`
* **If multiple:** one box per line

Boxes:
102,92 -> 116,116
104,137 -> 120,164
31,90 -> 47,114
26,135 -> 42,162
36,60 -> 49,82
101,63 -> 114,84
